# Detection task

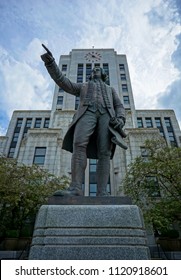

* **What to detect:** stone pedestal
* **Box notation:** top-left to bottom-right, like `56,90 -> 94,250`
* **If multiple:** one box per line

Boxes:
29,197 -> 150,259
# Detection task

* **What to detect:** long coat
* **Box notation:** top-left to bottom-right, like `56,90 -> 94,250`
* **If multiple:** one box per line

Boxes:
46,60 -> 126,159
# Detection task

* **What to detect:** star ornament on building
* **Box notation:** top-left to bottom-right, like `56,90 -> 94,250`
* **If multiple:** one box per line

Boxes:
84,51 -> 102,62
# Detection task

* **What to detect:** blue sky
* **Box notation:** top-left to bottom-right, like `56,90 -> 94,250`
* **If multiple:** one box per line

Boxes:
0,0 -> 181,135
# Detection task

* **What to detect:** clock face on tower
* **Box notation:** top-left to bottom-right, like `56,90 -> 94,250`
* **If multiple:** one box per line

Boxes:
84,51 -> 102,62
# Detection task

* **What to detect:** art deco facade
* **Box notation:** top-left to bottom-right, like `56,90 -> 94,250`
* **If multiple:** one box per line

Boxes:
0,48 -> 181,196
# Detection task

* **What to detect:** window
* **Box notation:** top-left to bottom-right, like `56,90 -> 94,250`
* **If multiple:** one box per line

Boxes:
120,74 -> 126,80
155,118 -> 165,138
77,64 -> 83,83
168,131 -> 177,146
123,96 -> 130,104
8,147 -> 15,158
94,63 -> 100,67
119,64 -> 125,71
89,183 -> 97,197
16,118 -> 23,128
89,159 -> 98,196
89,159 -> 97,172
164,117 -> 172,127
23,118 -> 32,137
34,118 -> 42,128
44,118 -> 50,128
57,96 -> 63,105
103,63 -> 110,85
145,118 -> 153,128
122,84 -> 128,92
8,118 -> 23,157
77,76 -> 83,83
77,64 -> 83,73
86,64 -> 92,81
62,64 -> 67,71
75,97 -> 80,110
25,118 -> 32,128
12,132 -> 19,142
33,147 -> 46,165
137,117 -> 143,128
89,159 -> 111,196
155,117 -> 165,137
59,87 -> 64,92
168,131 -> 175,141
155,118 -> 162,128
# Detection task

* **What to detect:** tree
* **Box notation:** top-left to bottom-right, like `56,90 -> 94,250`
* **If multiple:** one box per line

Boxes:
0,156 -> 69,237
121,138 -> 181,233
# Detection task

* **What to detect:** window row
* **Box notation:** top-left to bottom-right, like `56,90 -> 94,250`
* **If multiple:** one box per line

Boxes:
61,63 -> 126,86
14,117 -> 50,129
8,118 -> 50,158
32,118 -> 50,128
137,117 -> 173,129
137,117 -> 177,146
75,63 -> 110,83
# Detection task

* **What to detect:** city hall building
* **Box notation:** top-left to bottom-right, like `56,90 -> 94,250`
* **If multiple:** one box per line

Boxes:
0,48 -> 181,196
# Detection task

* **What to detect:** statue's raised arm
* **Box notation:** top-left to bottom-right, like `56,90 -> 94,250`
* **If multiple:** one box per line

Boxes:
40,44 -> 81,95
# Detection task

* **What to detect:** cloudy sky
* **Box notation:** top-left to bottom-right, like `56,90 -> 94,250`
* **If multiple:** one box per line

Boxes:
0,0 -> 181,135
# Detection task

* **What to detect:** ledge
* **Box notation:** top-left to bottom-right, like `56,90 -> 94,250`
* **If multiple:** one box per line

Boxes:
48,195 -> 132,205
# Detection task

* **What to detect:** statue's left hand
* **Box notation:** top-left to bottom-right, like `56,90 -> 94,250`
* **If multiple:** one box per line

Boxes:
110,117 -> 125,129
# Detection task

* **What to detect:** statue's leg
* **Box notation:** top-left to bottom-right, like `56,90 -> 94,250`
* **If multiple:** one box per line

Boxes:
70,111 -> 97,195
97,113 -> 111,196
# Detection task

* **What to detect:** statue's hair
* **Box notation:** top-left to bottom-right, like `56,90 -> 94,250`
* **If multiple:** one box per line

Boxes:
89,67 -> 108,82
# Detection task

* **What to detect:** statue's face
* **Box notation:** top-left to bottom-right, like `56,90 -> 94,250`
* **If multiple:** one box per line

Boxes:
92,67 -> 101,79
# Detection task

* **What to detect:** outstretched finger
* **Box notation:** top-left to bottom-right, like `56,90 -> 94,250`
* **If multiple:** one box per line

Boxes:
42,44 -> 52,55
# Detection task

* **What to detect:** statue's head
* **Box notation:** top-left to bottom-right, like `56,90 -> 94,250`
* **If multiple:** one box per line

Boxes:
89,67 -> 108,82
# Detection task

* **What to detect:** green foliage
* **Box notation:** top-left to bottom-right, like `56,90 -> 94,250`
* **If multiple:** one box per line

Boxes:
0,156 -> 69,237
121,138 -> 181,232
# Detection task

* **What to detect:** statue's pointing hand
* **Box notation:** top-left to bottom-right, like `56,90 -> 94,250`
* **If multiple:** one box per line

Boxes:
41,44 -> 54,65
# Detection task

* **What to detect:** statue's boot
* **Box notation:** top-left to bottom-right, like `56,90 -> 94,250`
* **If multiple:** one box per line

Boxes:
96,156 -> 111,196
54,182 -> 83,196
54,148 -> 86,196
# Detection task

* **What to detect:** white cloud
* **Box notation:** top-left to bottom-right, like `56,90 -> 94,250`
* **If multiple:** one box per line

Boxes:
0,41 -> 52,122
0,125 -> 7,136
22,38 -> 47,67
0,0 -> 181,135
76,0 -> 181,111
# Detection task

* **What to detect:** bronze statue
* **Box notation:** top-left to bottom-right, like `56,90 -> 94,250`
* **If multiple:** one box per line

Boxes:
41,45 -> 127,196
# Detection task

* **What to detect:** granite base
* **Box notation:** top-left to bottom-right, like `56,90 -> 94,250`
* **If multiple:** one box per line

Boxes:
29,199 -> 150,260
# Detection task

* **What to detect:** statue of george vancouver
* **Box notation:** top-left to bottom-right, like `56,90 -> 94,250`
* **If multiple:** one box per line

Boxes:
41,45 -> 127,196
